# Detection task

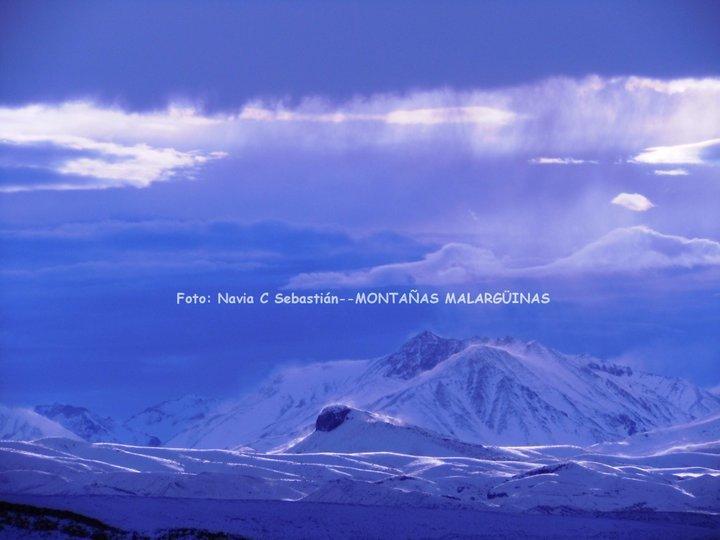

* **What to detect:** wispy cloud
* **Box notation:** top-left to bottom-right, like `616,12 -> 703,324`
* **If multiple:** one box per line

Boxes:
287,227 -> 720,288
288,243 -> 506,288
0,104 -> 226,191
611,193 -> 654,212
529,157 -> 598,165
240,105 -> 516,126
2,139 -> 223,192
623,77 -> 720,94
653,168 -> 689,176
545,226 -> 720,273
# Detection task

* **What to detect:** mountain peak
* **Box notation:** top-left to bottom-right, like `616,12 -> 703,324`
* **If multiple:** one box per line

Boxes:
34,402 -> 117,442
413,330 -> 441,342
380,331 -> 466,379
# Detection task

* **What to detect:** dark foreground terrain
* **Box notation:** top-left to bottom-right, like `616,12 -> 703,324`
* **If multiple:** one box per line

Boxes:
2,495 -> 719,539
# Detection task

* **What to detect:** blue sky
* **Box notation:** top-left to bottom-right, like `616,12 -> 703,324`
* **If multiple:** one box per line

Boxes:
1,1 -> 719,416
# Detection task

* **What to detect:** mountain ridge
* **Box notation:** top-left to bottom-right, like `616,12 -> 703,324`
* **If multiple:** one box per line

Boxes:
14,331 -> 720,450
168,331 -> 720,450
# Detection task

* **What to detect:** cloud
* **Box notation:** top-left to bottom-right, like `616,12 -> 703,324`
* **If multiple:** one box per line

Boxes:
240,105 -> 516,126
623,77 -> 720,95
1,138 -> 223,192
0,219 -> 431,281
0,104 -> 227,191
287,243 -> 506,288
529,157 -> 597,165
653,168 -> 689,176
545,226 -> 720,273
12,218 -> 717,289
632,138 -> 720,166
611,193 -> 654,212
288,227 -> 720,288
2,76 -> 720,191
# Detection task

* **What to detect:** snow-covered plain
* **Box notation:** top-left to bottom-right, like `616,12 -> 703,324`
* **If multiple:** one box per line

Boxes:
1,404 -> 719,537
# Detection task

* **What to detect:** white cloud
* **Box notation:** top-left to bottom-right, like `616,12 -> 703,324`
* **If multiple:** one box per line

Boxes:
0,104 -> 225,191
2,75 -> 720,190
384,106 -> 515,126
287,243 -> 507,288
623,77 -> 720,95
611,193 -> 655,212
529,157 -> 598,165
632,138 -> 720,166
287,227 -> 720,288
653,168 -> 689,176
544,226 -> 720,273
240,105 -> 516,126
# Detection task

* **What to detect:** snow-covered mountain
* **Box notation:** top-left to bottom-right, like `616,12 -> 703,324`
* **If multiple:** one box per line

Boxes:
169,331 -> 720,450
168,361 -> 366,450
287,404 -> 507,458
360,334 -> 720,446
34,403 -> 122,443
0,405 -> 80,441
123,394 -> 218,445
27,397 -> 217,446
12,332 -> 720,452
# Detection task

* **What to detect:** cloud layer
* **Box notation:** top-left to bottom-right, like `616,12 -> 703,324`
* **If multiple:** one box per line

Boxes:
2,76 -> 720,191
289,243 -> 504,288
288,227 -> 720,288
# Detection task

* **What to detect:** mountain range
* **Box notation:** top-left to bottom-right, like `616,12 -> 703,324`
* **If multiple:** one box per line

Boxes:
5,331 -> 720,450
168,331 -> 720,449
0,396 -> 216,447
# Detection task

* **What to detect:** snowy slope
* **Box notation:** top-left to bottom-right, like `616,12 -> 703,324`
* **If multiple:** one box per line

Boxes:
123,395 -> 218,445
287,405 -> 507,458
361,338 -> 720,446
590,412 -> 720,456
168,362 -> 367,450
486,460 -> 701,512
0,405 -> 80,441
169,332 -> 720,449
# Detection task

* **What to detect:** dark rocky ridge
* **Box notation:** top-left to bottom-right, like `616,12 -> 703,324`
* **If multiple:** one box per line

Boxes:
316,405 -> 352,432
